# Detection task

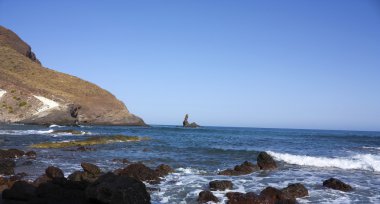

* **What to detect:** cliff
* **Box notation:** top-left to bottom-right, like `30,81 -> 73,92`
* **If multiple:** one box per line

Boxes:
0,25 -> 145,126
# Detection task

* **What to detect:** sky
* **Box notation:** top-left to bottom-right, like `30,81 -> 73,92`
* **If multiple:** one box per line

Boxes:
0,0 -> 379,131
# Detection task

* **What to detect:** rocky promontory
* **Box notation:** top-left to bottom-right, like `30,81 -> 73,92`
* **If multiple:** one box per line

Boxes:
0,25 -> 145,126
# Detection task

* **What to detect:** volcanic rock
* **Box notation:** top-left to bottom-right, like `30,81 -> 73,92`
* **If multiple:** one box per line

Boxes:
81,162 -> 101,175
197,190 -> 219,203
219,161 -> 259,176
281,183 -> 308,198
85,172 -> 150,204
257,152 -> 277,170
323,178 -> 353,192
45,166 -> 64,179
183,114 -> 200,128
0,159 -> 15,175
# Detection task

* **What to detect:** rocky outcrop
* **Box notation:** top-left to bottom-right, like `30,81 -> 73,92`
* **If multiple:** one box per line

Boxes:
0,26 -> 40,64
183,114 -> 199,128
86,173 -> 151,204
323,178 -> 353,192
0,25 -> 145,126
197,190 -> 219,203
3,165 -> 150,204
219,161 -> 260,176
257,152 -> 277,170
281,183 -> 308,198
226,186 -> 298,204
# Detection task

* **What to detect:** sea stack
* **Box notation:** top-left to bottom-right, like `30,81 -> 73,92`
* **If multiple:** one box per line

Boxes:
182,114 -> 199,128
0,25 -> 145,126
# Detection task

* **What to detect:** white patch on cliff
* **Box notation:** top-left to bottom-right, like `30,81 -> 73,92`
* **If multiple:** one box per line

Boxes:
33,95 -> 60,113
0,89 -> 6,98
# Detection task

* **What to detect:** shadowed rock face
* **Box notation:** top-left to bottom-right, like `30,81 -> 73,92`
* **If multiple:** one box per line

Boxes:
0,25 -> 145,126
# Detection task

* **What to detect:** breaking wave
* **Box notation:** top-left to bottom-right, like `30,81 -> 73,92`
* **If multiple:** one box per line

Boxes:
267,151 -> 380,172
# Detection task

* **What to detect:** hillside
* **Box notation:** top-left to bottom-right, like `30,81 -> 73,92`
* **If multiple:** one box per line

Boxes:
0,25 -> 145,126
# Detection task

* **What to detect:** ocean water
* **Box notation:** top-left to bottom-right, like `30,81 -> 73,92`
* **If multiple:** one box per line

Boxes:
1,124 -> 380,203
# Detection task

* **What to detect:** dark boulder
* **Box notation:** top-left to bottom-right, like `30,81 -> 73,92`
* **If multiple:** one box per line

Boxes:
0,149 -> 25,159
36,179 -> 87,204
2,181 -> 36,201
85,172 -> 150,204
33,174 -> 51,186
226,192 -> 269,204
197,190 -> 219,203
209,180 -> 233,191
45,166 -> 64,179
68,170 -> 98,183
0,159 -> 15,175
156,164 -> 174,177
25,150 -> 37,159
68,171 -> 84,182
257,152 -> 277,170
323,178 -> 353,192
260,187 -> 295,204
81,162 -> 101,175
219,161 -> 259,176
281,183 -> 308,198
117,163 -> 160,182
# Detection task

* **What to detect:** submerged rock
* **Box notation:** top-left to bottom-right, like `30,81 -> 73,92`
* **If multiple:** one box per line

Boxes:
323,178 -> 353,192
209,180 -> 233,191
198,190 -> 219,203
257,152 -> 277,170
30,135 -> 144,148
183,114 -> 200,128
85,172 -> 150,204
25,150 -> 37,159
52,129 -> 84,135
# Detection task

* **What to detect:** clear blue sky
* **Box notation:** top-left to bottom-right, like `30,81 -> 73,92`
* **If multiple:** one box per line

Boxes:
1,0 -> 379,131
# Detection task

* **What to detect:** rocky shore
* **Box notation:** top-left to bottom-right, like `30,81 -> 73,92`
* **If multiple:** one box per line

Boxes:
0,148 -> 353,204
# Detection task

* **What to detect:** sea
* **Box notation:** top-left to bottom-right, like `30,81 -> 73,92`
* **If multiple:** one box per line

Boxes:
0,124 -> 379,203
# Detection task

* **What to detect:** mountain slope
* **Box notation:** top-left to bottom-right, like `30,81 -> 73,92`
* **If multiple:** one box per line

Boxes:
0,25 -> 145,126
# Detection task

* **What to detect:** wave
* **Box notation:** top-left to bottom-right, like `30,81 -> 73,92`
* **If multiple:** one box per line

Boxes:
0,129 -> 54,135
362,146 -> 380,150
267,151 -> 380,172
49,124 -> 65,128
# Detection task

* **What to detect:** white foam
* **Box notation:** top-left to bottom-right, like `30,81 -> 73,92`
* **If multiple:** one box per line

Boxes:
49,124 -> 65,128
33,95 -> 59,113
0,89 -> 6,98
362,146 -> 380,150
267,151 -> 380,172
0,129 -> 54,135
